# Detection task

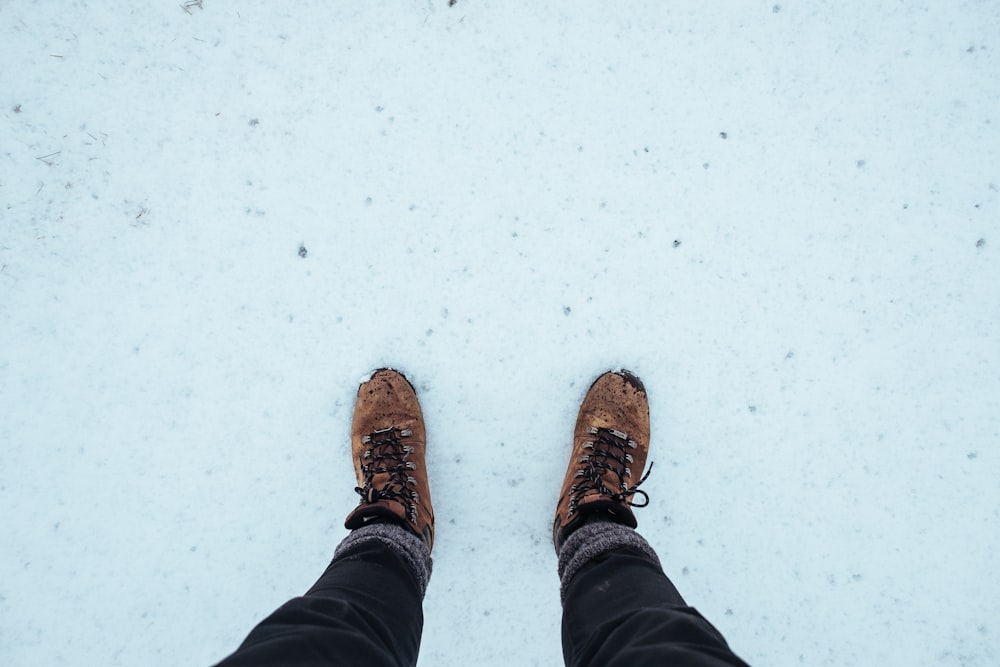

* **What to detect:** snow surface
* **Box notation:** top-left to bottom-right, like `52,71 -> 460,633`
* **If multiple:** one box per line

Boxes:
2,2 -> 998,665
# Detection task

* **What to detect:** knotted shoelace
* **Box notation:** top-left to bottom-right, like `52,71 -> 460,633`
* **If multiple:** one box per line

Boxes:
568,426 -> 652,516
355,426 -> 421,524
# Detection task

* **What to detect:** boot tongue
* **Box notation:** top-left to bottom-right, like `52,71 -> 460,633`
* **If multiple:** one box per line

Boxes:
344,502 -> 409,531
579,498 -> 638,529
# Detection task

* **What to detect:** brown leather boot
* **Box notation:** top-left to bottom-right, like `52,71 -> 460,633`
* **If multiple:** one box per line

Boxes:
553,369 -> 653,552
344,369 -> 434,550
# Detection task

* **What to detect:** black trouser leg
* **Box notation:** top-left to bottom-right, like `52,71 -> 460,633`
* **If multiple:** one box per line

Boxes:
561,547 -> 750,667
215,538 -> 424,667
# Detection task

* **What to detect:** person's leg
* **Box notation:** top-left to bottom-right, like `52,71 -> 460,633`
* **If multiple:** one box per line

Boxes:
553,370 -> 750,667
216,369 -> 436,667
215,522 -> 430,667
558,520 -> 749,667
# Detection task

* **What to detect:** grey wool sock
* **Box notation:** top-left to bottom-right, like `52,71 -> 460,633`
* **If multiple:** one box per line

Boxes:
334,522 -> 433,597
557,518 -> 662,604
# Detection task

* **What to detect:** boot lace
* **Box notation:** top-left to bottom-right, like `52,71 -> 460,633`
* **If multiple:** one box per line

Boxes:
355,426 -> 421,525
567,426 -> 652,517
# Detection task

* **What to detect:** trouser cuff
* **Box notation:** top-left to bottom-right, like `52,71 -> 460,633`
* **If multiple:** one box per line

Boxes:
557,519 -> 661,604
335,522 -> 433,597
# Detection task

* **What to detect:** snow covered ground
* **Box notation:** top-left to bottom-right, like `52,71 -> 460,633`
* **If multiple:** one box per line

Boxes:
2,1 -> 998,665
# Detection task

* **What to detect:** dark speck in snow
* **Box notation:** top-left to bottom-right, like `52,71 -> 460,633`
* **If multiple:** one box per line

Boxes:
772,4 -> 781,13
13,104 -> 21,113
249,118 -> 259,126
976,238 -> 986,248
563,306 -> 572,316
673,240 -> 681,248
748,405 -> 758,413
968,452 -> 978,459
298,244 -> 308,258
719,131 -> 728,139
856,159 -> 866,168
